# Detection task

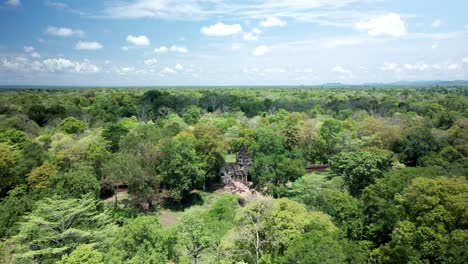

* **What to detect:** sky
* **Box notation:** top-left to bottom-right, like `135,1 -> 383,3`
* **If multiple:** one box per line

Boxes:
0,0 -> 468,86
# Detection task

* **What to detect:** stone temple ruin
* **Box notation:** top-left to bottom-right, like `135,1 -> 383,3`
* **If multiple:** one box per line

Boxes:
219,148 -> 252,184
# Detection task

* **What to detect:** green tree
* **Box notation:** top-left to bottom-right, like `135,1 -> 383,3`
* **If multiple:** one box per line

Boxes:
49,166 -> 101,198
178,207 -> 214,264
158,134 -> 205,201
183,105 -> 202,125
12,194 -> 114,263
192,124 -> 226,187
101,123 -> 129,152
280,230 -> 346,264
103,153 -> 160,210
393,127 -> 439,166
330,150 -> 393,197
26,161 -> 57,190
59,117 -> 86,134
0,185 -> 37,238
0,143 -> 18,197
361,166 -> 442,245
105,216 -> 175,264
58,244 -> 104,264
370,176 -> 468,263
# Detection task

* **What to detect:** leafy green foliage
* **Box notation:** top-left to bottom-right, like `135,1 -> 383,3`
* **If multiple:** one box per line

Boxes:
57,244 -> 104,264
330,150 -> 393,197
371,176 -> 468,263
105,216 -> 175,264
49,166 -> 101,198
11,194 -> 114,263
158,134 -> 205,201
59,117 -> 86,134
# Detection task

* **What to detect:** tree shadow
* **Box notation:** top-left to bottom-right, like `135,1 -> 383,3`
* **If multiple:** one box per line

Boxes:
160,192 -> 204,211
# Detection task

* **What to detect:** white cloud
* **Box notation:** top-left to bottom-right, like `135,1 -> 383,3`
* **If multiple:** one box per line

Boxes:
431,19 -> 441,28
42,58 -> 99,73
404,63 -> 429,71
355,13 -> 406,37
23,46 -> 34,53
332,66 -> 353,77
304,68 -> 313,73
75,41 -> 103,50
260,17 -> 286,27
31,52 -> 41,58
23,46 -> 41,58
175,63 -> 183,70
170,45 -> 188,53
231,43 -> 242,50
381,62 -> 400,72
201,23 -> 242,36
253,45 -> 270,56
144,58 -> 158,66
264,68 -> 286,73
462,57 -> 468,63
5,0 -> 20,7
431,43 -> 439,49
46,26 -> 85,37
154,46 -> 168,53
126,35 -> 150,46
154,45 -> 187,53
243,32 -> 259,41
162,67 -> 176,74
447,64 -> 459,70
119,67 -> 134,74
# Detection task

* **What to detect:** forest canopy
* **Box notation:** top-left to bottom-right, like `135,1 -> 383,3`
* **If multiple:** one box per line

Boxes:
0,86 -> 467,264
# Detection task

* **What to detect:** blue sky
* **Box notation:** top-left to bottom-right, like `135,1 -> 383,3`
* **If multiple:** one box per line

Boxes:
0,0 -> 467,86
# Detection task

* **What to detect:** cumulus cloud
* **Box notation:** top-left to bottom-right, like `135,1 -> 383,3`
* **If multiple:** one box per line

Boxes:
5,0 -> 20,7
355,13 -> 406,37
201,23 -> 242,36
23,46 -> 41,58
144,58 -> 158,66
253,45 -> 270,56
46,26 -> 85,37
42,58 -> 100,73
332,66 -> 353,78
126,35 -> 150,46
447,64 -> 459,70
431,19 -> 441,28
1,56 -> 99,73
154,46 -> 168,53
154,45 -> 187,53
75,41 -> 103,50
162,67 -> 176,74
260,17 -> 286,27
175,63 -> 183,70
462,57 -> 468,63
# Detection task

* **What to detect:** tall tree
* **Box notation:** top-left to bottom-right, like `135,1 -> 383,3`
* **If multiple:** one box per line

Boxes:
11,194 -> 114,263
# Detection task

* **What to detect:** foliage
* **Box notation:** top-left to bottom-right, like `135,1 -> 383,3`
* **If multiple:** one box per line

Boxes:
59,117 -> 87,134
57,244 -> 104,264
11,194 -> 114,263
158,134 -> 205,201
49,166 -> 101,198
330,150 -> 393,197
105,216 -> 175,264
